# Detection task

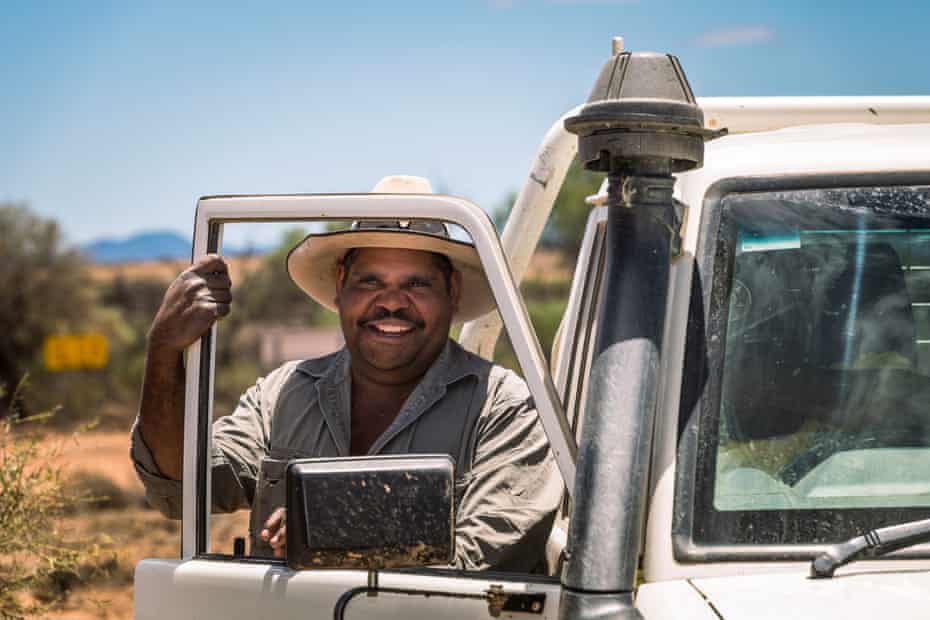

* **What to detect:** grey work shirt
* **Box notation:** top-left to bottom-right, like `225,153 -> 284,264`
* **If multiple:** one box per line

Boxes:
131,340 -> 562,572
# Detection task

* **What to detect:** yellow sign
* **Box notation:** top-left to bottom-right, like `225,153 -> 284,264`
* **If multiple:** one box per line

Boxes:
43,333 -> 109,371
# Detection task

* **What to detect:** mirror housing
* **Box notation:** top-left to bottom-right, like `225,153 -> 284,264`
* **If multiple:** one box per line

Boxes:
285,455 -> 455,570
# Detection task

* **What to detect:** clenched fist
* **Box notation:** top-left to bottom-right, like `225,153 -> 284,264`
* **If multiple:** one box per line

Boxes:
148,254 -> 233,353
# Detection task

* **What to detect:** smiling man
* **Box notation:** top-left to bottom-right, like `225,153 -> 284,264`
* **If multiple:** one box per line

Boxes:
131,176 -> 562,572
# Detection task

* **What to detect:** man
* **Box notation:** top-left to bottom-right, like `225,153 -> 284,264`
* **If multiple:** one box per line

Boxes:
131,176 -> 562,572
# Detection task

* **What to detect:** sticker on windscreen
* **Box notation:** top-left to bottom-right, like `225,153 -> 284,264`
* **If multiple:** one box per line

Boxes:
737,231 -> 801,253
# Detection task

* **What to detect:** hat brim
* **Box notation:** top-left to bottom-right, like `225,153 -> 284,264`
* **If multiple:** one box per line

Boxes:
286,229 -> 497,323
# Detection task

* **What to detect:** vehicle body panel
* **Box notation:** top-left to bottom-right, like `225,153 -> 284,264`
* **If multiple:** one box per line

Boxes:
634,580 -> 718,619
690,569 -> 930,620
134,559 -> 562,620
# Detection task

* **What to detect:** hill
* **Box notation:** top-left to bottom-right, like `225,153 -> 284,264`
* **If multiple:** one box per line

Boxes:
82,230 -> 272,263
82,230 -> 191,263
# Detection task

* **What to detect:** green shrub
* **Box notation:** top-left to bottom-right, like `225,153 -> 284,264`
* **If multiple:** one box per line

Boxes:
492,284 -> 569,373
0,383 -> 108,619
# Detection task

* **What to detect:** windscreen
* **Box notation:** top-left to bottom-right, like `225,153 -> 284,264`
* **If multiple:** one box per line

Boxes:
695,185 -> 930,546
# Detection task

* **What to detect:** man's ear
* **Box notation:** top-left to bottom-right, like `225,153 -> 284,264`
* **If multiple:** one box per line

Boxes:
334,264 -> 345,307
449,269 -> 462,313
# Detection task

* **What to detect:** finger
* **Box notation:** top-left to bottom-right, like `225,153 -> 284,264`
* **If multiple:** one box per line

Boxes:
177,270 -> 228,295
270,525 -> 286,558
194,298 -> 230,318
264,507 -> 286,530
260,509 -> 284,542
193,254 -> 229,273
207,288 -> 233,304
201,272 -> 232,288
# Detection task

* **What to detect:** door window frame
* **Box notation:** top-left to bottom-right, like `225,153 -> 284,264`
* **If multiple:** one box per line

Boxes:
183,193 -> 578,560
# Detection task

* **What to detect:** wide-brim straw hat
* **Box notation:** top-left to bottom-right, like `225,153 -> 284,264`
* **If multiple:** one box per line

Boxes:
286,176 -> 496,323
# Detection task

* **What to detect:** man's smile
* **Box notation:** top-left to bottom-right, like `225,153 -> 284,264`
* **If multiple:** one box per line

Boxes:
363,317 -> 421,338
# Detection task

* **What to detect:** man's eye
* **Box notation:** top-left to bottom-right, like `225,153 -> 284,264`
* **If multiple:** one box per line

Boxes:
408,279 -> 432,288
356,277 -> 381,288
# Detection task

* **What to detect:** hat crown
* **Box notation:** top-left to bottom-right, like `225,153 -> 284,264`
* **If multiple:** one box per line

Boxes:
371,175 -> 433,194
361,175 -> 447,236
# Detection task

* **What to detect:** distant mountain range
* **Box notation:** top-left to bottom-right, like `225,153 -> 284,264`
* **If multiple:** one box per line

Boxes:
82,230 -> 271,263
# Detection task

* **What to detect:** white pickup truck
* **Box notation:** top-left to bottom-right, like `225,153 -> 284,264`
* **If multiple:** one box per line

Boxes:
134,39 -> 930,620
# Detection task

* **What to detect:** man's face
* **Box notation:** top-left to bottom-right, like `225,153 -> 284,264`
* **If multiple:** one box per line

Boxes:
335,247 -> 460,385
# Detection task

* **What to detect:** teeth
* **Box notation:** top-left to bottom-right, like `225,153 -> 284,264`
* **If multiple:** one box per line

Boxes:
371,324 -> 414,334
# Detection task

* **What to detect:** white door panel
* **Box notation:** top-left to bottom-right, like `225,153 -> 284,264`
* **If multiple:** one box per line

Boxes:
134,559 -> 561,620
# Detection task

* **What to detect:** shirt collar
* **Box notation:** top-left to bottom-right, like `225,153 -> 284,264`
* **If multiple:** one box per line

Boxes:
295,339 -> 486,456
295,339 -> 483,388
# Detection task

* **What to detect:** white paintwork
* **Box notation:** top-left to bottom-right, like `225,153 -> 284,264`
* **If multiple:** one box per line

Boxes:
551,206 -> 607,403
698,96 -> 930,134
459,105 -> 581,360
690,568 -> 930,620
644,122 -> 930,583
611,36 -> 624,55
634,579 -> 718,619
134,559 -> 563,620
181,220 -> 215,556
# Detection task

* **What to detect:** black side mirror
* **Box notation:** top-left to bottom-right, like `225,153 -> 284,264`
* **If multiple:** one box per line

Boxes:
285,455 -> 455,570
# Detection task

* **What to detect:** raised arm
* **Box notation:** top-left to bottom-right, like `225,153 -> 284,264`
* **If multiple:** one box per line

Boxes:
138,254 -> 232,480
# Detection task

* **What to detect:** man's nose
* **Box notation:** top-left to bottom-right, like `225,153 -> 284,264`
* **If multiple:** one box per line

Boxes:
373,287 -> 411,313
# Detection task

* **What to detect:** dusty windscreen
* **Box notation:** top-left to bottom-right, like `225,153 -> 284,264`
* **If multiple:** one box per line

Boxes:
697,186 -> 930,545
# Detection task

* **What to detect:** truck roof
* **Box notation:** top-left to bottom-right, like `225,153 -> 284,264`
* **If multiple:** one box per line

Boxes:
674,122 -> 930,222
703,121 -> 930,176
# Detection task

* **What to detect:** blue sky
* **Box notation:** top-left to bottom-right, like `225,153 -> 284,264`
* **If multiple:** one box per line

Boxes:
2,1 -> 928,248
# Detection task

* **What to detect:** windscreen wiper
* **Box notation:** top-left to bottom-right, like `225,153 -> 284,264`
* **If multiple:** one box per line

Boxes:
811,517 -> 930,578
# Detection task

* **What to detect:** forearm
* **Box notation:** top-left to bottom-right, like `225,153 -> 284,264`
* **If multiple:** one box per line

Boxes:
138,343 -> 186,480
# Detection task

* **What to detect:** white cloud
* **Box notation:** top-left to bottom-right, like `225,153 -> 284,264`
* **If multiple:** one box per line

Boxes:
695,26 -> 774,48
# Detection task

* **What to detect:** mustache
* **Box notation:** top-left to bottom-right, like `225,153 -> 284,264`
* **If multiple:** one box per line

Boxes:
358,308 -> 425,329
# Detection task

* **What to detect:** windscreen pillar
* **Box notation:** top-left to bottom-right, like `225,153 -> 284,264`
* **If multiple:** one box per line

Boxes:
559,51 -> 723,620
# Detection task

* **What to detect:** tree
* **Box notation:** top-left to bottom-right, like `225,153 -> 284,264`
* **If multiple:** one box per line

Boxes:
548,159 -> 605,258
229,227 -> 322,326
0,204 -> 94,414
491,159 -> 604,258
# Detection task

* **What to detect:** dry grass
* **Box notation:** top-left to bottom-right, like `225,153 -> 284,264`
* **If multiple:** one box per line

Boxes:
6,431 -> 174,619
1,420 -> 116,619
38,509 -> 180,620
88,255 -> 266,286
31,430 -> 251,619
87,250 -> 567,285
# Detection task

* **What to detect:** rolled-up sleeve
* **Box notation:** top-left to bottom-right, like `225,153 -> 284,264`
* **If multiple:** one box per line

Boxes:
130,418 -> 184,518
130,373 -> 275,518
454,371 -> 563,572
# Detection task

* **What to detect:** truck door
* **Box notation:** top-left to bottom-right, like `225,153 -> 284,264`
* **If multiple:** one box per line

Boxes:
134,192 -> 576,620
